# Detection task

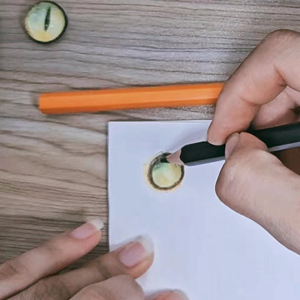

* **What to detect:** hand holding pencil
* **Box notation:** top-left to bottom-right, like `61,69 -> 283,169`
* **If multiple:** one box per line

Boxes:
210,30 -> 300,255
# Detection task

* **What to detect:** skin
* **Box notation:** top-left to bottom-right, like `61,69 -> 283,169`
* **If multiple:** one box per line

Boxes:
1,30 -> 300,299
209,29 -> 300,254
0,220 -> 186,300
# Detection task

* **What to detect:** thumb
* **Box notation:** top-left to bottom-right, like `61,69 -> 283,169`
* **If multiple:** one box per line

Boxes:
216,132 -> 300,254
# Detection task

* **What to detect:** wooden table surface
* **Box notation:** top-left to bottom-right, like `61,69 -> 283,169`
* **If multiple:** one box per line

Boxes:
1,0 -> 300,266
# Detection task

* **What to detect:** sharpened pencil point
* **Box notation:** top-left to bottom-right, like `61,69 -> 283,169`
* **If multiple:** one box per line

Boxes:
167,150 -> 184,165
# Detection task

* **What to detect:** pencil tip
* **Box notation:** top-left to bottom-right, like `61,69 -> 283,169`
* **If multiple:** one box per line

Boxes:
166,150 -> 184,165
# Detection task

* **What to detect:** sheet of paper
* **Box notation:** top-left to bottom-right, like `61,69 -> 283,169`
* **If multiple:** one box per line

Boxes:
108,121 -> 300,299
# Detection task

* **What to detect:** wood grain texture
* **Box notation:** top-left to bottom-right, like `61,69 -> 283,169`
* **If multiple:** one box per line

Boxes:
1,0 -> 300,267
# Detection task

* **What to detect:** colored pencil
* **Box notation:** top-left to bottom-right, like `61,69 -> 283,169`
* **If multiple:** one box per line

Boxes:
166,122 -> 300,166
39,83 -> 223,114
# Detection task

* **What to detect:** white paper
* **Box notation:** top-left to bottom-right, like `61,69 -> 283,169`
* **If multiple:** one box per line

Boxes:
108,121 -> 300,299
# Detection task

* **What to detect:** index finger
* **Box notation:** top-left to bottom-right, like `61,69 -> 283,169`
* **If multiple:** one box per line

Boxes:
208,30 -> 300,145
0,219 -> 103,299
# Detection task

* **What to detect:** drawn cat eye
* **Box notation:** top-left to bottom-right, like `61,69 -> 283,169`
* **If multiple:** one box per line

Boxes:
25,1 -> 68,44
147,153 -> 184,191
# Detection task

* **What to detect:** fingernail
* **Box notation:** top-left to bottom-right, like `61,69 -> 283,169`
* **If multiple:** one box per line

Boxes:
71,218 -> 104,239
154,291 -> 189,300
225,133 -> 240,159
118,236 -> 154,268
207,123 -> 223,146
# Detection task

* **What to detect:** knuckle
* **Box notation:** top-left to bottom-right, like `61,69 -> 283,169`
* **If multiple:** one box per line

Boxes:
114,275 -> 144,298
93,257 -> 115,281
28,277 -> 72,300
42,241 -> 65,270
115,274 -> 140,289
0,259 -> 29,282
80,275 -> 143,300
93,254 -> 131,281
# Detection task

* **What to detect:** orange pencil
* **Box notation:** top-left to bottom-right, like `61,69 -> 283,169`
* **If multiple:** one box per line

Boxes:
39,82 -> 224,115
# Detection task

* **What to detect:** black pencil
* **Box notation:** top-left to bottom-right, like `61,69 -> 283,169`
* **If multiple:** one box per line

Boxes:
165,122 -> 300,166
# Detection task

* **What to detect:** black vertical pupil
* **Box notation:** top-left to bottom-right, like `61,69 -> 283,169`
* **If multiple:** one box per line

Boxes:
45,6 -> 51,31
